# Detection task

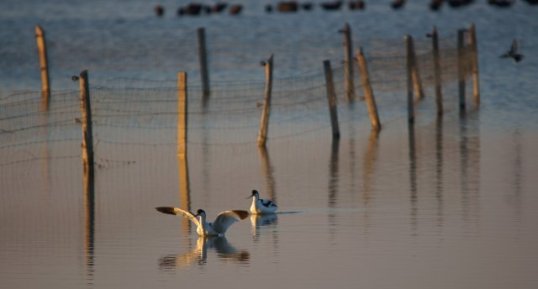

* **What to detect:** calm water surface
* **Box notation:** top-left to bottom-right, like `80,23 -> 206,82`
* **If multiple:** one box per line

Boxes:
1,1 -> 538,289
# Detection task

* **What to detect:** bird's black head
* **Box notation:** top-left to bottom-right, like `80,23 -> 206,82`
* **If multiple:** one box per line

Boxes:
196,209 -> 206,216
247,190 -> 259,199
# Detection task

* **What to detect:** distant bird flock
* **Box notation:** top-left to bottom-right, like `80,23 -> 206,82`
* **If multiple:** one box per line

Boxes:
154,0 -> 537,17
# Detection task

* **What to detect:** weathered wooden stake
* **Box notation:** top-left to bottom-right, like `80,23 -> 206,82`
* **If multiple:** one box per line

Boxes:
35,25 -> 50,107
340,23 -> 355,101
468,23 -> 480,108
177,72 -> 190,232
257,55 -> 273,147
432,26 -> 443,116
457,29 -> 466,112
79,70 -> 94,192
323,60 -> 340,139
405,35 -> 415,124
197,27 -> 210,97
356,48 -> 381,132
177,72 -> 188,158
410,38 -> 425,101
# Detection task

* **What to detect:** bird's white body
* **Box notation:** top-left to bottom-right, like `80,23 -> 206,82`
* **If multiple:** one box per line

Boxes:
156,207 -> 249,237
249,190 -> 277,214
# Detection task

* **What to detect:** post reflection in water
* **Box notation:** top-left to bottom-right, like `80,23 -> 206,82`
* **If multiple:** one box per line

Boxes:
459,112 -> 481,225
158,236 -> 249,270
83,165 -> 95,286
362,130 -> 379,206
435,116 -> 444,229
510,129 -> 523,220
257,145 -> 276,203
178,153 -> 191,235
39,108 -> 51,196
328,139 -> 339,207
254,146 -> 279,251
408,123 -> 418,235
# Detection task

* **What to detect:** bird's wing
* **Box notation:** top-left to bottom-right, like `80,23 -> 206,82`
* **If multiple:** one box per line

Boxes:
511,39 -> 518,52
212,210 -> 249,234
262,199 -> 277,207
156,207 -> 201,228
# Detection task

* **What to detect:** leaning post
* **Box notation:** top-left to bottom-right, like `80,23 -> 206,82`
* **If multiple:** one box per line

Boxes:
356,48 -> 381,132
257,55 -> 274,147
323,60 -> 341,140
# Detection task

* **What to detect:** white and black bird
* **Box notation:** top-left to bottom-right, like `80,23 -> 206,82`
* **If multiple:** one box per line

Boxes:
500,39 -> 523,62
248,190 -> 278,214
156,207 -> 249,237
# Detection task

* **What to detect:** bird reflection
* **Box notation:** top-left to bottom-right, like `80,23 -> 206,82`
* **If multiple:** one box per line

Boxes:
250,213 -> 278,239
158,236 -> 249,269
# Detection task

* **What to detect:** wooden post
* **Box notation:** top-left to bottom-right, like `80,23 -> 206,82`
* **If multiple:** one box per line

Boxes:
177,72 -> 190,232
356,48 -> 381,132
323,60 -> 340,140
340,23 -> 355,101
432,26 -> 443,116
197,27 -> 210,97
410,37 -> 424,101
35,25 -> 50,107
457,29 -> 466,112
177,72 -> 188,158
257,55 -> 273,147
468,23 -> 480,108
79,70 -> 94,192
405,35 -> 415,124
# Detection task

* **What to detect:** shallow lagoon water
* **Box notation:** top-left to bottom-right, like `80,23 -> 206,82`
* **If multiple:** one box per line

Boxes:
1,1 -> 538,289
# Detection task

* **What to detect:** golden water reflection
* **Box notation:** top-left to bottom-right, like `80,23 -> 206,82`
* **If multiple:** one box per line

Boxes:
158,236 -> 249,269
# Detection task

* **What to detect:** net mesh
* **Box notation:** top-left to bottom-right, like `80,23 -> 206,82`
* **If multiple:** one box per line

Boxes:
0,29 -> 475,168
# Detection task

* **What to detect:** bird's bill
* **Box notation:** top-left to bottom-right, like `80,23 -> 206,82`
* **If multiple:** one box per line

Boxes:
156,207 -> 177,215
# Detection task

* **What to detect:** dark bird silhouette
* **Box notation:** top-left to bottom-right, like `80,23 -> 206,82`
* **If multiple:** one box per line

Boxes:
320,0 -> 343,11
391,0 -> 406,9
301,2 -> 314,10
349,0 -> 365,10
429,0 -> 444,10
177,3 -> 203,16
229,4 -> 243,15
488,0 -> 514,7
154,5 -> 165,17
277,1 -> 299,12
212,2 -> 228,13
448,0 -> 474,8
500,39 -> 523,62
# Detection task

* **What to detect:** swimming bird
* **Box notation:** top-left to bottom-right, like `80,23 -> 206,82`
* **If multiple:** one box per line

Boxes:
500,39 -> 523,62
156,207 -> 249,237
248,190 -> 278,214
